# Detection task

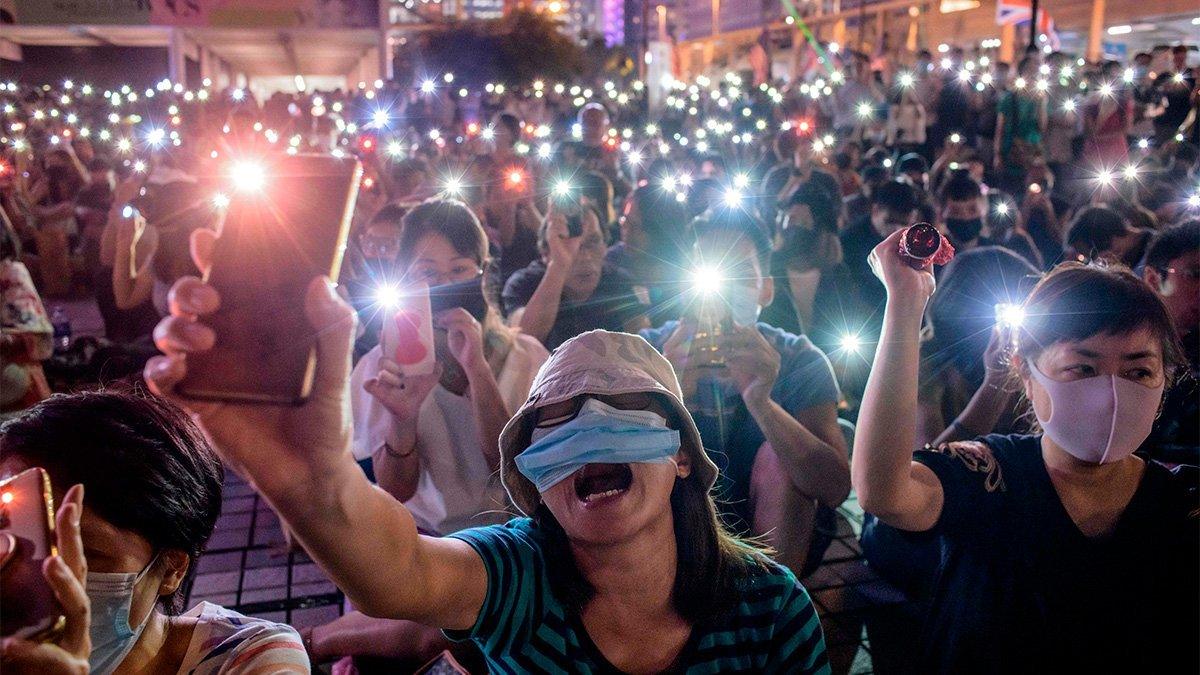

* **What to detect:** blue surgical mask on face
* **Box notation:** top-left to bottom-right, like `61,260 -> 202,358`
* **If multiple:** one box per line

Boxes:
87,555 -> 158,675
726,283 -> 761,327
518,398 -> 681,493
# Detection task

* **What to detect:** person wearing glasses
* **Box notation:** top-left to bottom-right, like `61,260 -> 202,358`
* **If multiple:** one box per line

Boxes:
503,198 -> 649,350
1141,220 -> 1199,465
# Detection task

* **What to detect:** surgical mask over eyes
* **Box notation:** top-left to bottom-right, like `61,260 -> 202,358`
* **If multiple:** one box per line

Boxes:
518,398 -> 681,493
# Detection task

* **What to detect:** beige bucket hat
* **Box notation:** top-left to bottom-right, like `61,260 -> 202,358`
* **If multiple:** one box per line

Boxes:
499,330 -> 719,516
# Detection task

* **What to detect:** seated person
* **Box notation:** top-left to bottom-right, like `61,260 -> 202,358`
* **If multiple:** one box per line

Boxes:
606,184 -> 690,322
1066,205 -> 1153,268
351,199 -> 548,534
916,246 -> 1039,448
147,286 -> 833,673
1141,220 -> 1199,464
503,199 -> 649,349
344,202 -> 408,359
641,209 -> 851,577
0,390 -> 307,674
936,172 -> 1040,267
855,241 -> 1198,673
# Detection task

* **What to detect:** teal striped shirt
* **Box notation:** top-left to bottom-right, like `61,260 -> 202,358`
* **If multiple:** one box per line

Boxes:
445,518 -> 830,674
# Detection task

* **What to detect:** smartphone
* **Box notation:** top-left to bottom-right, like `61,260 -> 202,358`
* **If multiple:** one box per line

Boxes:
550,190 -> 584,238
429,276 -> 488,322
0,468 -> 65,641
381,283 -> 435,377
689,295 -> 732,369
177,154 -> 362,404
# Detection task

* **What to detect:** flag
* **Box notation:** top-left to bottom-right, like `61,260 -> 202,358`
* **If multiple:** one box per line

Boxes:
996,0 -> 1060,48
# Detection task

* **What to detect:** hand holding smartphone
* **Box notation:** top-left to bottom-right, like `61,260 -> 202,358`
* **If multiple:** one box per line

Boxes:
177,154 -> 362,405
0,468 -> 65,641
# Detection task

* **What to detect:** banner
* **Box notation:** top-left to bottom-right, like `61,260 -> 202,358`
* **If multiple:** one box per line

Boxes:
14,0 -> 379,28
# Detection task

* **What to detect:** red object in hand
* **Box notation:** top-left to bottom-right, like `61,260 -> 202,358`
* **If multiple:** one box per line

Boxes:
392,311 -> 429,365
898,223 -> 955,269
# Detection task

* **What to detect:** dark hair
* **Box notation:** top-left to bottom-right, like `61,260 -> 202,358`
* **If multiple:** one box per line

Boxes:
691,207 -> 772,271
531,395 -> 769,623
398,198 -> 488,269
1016,262 -> 1184,378
898,153 -> 928,175
492,112 -> 521,141
939,173 -> 982,204
924,247 -> 1038,389
578,170 -> 614,225
788,172 -> 841,233
776,225 -> 844,273
774,129 -> 799,161
1143,220 -> 1200,271
834,151 -> 854,171
368,202 -> 410,230
629,183 -> 690,258
872,179 -> 918,215
1066,206 -> 1127,257
0,389 -> 224,614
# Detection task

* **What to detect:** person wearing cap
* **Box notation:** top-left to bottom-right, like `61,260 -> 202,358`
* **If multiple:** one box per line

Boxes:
145,234 -> 832,674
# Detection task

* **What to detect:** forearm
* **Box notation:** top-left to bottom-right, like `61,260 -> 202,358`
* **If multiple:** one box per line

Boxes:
516,261 -> 568,341
746,396 -> 850,507
111,252 -> 152,309
932,377 -> 1014,446
851,301 -> 925,513
466,364 -> 509,472
373,420 -> 420,502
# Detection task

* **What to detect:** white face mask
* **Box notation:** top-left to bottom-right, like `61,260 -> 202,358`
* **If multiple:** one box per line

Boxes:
86,555 -> 159,675
726,283 -> 761,327
1029,366 -> 1164,464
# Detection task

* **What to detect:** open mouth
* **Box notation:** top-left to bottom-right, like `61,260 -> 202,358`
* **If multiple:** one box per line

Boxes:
573,463 -> 633,504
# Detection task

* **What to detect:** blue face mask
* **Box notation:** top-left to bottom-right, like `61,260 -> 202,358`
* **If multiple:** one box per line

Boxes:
518,398 -> 682,493
87,555 -> 158,675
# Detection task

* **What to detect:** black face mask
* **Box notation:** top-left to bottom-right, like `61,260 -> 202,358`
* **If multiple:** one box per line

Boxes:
944,217 -> 983,244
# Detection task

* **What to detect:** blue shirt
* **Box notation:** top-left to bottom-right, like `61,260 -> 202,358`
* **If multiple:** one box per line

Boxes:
640,322 -> 840,530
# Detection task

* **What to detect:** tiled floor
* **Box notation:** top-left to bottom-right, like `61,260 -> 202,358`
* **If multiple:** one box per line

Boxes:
183,474 -> 345,631
184,473 -> 913,674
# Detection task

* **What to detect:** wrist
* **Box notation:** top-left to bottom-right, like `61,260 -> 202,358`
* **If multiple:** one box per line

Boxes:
464,357 -> 493,384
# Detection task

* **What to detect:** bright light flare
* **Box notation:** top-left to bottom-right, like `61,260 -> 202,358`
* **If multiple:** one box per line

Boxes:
691,266 -> 723,295
230,161 -> 266,191
371,109 -> 390,127
995,303 -> 1025,329
722,188 -> 744,208
376,285 -> 401,308
212,192 -> 230,209
553,179 -> 573,197
420,79 -> 436,94
840,333 -> 862,354
856,102 -> 874,118
898,72 -> 915,88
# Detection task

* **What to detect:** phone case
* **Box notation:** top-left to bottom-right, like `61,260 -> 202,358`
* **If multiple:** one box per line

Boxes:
177,155 -> 362,405
381,284 -> 435,377
0,468 -> 65,641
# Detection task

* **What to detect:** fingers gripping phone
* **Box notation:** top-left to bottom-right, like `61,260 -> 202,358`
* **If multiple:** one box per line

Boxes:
177,154 -> 362,404
0,468 -> 65,641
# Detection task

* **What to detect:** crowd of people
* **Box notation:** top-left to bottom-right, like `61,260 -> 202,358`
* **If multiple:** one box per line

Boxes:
1,37 -> 1198,675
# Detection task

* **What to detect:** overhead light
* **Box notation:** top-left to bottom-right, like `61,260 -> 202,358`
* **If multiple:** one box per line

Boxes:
1107,25 -> 1132,35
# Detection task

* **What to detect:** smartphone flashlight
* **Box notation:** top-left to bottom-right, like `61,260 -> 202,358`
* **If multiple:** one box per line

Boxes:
950,132 -> 962,144
506,168 -> 525,188
121,205 -> 134,218
840,333 -> 863,354
692,266 -> 723,295
230,161 -> 267,191
995,303 -> 1025,329
376,284 -> 401,309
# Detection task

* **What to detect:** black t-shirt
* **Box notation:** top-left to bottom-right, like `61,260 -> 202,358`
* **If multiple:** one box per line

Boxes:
501,260 -> 648,350
808,215 -> 886,351
912,434 -> 1199,674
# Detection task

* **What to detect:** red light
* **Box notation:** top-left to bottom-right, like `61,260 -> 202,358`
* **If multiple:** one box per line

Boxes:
357,135 -> 377,154
1,492 -> 12,504
605,137 -> 618,149
466,122 -> 480,136
796,119 -> 814,136
507,168 -> 525,186
363,177 -> 375,189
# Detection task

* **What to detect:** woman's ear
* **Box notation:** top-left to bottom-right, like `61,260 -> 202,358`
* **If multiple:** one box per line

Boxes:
674,445 -> 694,479
156,550 -> 191,597
759,275 -> 775,309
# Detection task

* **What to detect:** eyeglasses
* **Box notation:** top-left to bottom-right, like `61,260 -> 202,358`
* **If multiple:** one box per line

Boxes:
1161,266 -> 1200,281
360,235 -> 400,258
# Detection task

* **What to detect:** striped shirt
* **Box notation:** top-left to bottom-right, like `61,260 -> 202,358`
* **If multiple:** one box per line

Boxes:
446,518 -> 830,674
176,602 -> 309,674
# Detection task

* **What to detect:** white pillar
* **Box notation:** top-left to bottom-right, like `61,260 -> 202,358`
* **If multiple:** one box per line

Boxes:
168,28 -> 187,87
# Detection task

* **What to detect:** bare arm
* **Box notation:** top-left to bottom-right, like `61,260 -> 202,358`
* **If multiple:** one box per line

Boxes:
750,399 -> 851,507
851,230 -> 945,532
514,212 -> 582,342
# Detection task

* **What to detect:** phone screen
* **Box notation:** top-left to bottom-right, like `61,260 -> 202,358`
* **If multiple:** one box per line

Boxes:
178,154 -> 362,404
0,468 -> 64,640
